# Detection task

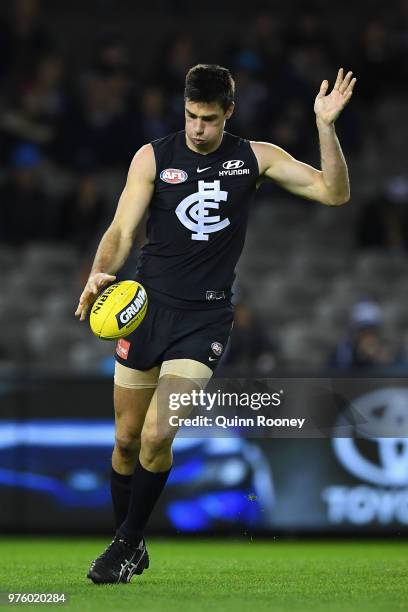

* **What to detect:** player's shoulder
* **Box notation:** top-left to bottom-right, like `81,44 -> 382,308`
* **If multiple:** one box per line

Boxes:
249,140 -> 286,174
249,140 -> 274,154
150,130 -> 183,153
249,140 -> 285,156
223,131 -> 251,149
222,132 -> 261,175
222,131 -> 260,166
128,143 -> 156,182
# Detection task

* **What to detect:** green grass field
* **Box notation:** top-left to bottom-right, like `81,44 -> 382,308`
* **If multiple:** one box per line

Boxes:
0,538 -> 407,611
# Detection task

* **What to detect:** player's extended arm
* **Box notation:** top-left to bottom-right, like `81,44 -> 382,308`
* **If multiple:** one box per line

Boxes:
252,68 -> 356,206
75,144 -> 156,321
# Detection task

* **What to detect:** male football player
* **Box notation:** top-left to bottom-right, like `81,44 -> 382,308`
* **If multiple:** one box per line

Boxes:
75,64 -> 356,583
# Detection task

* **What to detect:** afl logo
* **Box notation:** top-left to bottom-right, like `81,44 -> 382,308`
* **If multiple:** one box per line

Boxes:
222,160 -> 244,170
160,168 -> 188,184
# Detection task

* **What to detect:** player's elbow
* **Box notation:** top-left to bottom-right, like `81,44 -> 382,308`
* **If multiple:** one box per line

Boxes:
316,174 -> 350,206
324,191 -> 350,206
331,195 -> 350,206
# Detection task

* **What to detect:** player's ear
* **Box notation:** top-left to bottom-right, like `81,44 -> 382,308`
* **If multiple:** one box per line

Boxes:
225,102 -> 235,120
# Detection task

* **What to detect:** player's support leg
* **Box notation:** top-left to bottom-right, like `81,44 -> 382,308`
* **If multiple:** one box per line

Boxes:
115,381 -> 178,544
87,363 -> 159,585
115,361 -> 212,582
110,363 -> 159,529
88,359 -> 212,584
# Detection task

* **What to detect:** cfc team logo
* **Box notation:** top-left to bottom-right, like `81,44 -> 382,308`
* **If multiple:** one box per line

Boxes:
176,180 -> 230,241
160,168 -> 188,184
211,342 -> 223,356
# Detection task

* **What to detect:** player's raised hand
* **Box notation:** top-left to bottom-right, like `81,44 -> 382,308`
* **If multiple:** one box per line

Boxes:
314,68 -> 356,125
75,272 -> 116,321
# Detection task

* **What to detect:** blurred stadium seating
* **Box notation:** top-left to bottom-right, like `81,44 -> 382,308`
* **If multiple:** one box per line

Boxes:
1,197 -> 407,373
0,0 -> 408,375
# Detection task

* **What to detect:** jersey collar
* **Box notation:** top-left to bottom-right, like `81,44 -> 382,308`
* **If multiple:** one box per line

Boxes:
181,130 -> 230,159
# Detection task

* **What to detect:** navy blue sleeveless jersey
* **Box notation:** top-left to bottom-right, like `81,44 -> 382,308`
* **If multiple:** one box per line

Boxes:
134,130 -> 259,309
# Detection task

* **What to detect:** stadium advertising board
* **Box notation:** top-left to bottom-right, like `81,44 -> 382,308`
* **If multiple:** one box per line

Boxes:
1,374 -> 407,533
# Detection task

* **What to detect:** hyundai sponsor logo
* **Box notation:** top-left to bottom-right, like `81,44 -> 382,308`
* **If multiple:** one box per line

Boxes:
222,160 -> 244,170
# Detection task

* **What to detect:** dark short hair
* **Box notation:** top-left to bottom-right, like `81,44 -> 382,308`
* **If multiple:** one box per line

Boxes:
184,64 -> 235,111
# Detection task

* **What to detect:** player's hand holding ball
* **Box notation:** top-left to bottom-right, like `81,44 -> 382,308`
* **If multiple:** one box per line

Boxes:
89,280 -> 148,340
75,272 -> 117,322
75,274 -> 148,340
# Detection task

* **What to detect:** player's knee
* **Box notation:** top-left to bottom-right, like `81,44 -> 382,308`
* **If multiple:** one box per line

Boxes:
140,430 -> 172,463
114,433 -> 141,461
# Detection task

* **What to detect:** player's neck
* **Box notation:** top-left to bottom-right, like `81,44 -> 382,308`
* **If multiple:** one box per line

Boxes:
185,132 -> 224,155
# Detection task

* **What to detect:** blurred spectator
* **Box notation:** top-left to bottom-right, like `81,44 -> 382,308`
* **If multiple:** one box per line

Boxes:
246,12 -> 285,79
219,300 -> 278,377
0,84 -> 57,163
0,52 -> 67,163
0,0 -> 54,84
354,20 -> 399,102
229,58 -> 269,138
0,143 -> 56,244
267,99 -> 313,159
287,44 -> 332,100
29,53 -> 66,120
57,165 -> 107,253
283,7 -> 338,99
284,9 -> 337,61
355,175 -> 408,251
156,33 -> 197,122
60,68 -> 138,169
158,34 -> 196,95
139,86 -> 173,142
55,31 -> 139,169
91,32 -> 130,75
392,1 -> 408,91
328,300 -> 406,370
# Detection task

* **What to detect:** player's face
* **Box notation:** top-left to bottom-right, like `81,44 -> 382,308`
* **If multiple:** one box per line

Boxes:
185,100 -> 234,153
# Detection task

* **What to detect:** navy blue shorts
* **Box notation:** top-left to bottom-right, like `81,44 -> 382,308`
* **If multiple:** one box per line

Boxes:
114,292 -> 233,371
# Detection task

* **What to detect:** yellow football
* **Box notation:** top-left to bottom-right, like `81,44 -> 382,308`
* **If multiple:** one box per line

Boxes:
89,280 -> 148,340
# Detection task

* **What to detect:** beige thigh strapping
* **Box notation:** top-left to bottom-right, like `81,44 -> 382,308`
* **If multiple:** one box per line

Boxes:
159,358 -> 213,388
114,361 -> 160,389
114,359 -> 213,390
